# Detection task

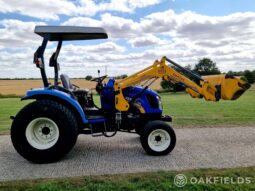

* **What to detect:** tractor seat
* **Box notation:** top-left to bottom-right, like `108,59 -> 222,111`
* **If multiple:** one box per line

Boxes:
60,74 -> 89,93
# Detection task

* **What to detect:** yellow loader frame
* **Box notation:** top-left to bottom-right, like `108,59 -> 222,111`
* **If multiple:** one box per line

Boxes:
114,57 -> 250,111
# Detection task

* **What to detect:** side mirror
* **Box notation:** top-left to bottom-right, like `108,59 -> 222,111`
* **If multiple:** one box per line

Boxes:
33,46 -> 44,69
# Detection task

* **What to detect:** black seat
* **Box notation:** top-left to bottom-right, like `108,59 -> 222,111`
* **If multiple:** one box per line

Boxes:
60,74 -> 74,90
60,74 -> 100,110
60,74 -> 89,93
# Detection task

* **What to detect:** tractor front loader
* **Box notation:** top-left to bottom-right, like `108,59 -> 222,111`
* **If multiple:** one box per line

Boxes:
10,26 -> 250,163
114,56 -> 250,111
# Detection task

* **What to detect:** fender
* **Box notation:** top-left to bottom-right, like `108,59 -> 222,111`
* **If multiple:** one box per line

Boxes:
22,88 -> 88,123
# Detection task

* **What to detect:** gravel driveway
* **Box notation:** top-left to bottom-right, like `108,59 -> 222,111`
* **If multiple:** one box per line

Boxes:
0,126 -> 254,181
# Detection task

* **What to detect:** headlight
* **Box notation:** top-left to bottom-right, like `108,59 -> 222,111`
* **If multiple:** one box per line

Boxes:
157,96 -> 163,110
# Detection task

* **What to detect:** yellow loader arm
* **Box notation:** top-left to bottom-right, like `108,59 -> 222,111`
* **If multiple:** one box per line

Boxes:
114,57 -> 250,111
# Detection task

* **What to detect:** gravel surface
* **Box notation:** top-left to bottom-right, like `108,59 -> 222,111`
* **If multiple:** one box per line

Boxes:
0,126 -> 255,181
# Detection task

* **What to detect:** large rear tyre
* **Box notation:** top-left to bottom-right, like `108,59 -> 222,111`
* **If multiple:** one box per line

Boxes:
140,120 -> 176,156
11,100 -> 78,163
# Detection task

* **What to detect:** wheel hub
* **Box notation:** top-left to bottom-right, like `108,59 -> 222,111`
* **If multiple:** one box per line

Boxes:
42,126 -> 50,135
148,129 -> 171,152
155,135 -> 162,142
25,117 -> 60,150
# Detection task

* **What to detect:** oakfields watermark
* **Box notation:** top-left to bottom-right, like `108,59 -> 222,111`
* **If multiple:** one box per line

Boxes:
174,174 -> 252,187
174,174 -> 187,187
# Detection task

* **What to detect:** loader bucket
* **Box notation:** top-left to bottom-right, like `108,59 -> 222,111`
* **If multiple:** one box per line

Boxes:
203,75 -> 251,100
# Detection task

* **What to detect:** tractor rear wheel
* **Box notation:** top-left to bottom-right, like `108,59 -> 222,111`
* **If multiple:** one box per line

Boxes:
140,120 -> 176,156
11,100 -> 78,163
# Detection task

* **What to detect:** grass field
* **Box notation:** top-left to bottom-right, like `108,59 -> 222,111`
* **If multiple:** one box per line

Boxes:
0,86 -> 254,134
0,167 -> 254,191
162,87 -> 255,128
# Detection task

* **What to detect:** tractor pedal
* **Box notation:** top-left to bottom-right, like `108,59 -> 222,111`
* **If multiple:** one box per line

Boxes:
89,123 -> 105,137
91,132 -> 104,137
80,129 -> 91,134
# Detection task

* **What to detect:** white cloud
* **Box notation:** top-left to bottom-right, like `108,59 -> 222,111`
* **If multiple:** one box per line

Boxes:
0,19 -> 45,48
139,10 -> 177,34
100,13 -> 139,38
125,0 -> 161,9
0,0 -> 161,20
77,0 -> 162,16
128,34 -> 167,47
63,13 -> 139,38
0,0 -> 77,20
63,42 -> 126,54
174,12 -> 255,41
1,8 -> 255,78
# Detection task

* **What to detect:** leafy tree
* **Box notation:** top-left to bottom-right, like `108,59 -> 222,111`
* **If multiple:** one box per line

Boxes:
160,80 -> 184,92
243,70 -> 255,84
160,64 -> 194,92
120,74 -> 128,79
184,64 -> 192,70
227,70 -> 254,84
115,74 -> 128,79
240,76 -> 248,82
160,80 -> 173,90
85,75 -> 93,81
193,58 -> 221,75
226,70 -> 243,76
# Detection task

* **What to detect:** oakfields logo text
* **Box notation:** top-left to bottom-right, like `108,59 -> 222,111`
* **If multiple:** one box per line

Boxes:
174,174 -> 252,187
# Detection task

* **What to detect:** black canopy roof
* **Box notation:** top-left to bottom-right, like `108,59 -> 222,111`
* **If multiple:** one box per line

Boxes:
34,26 -> 108,41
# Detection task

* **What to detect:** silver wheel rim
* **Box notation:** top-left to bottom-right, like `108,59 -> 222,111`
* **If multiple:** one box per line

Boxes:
148,129 -> 171,152
25,117 -> 60,150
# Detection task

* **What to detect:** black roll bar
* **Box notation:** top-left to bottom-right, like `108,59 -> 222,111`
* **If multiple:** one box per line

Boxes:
34,38 -> 49,87
34,38 -> 63,88
50,40 -> 62,86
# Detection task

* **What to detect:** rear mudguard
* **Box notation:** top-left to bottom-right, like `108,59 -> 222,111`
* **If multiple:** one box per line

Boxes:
22,88 -> 88,124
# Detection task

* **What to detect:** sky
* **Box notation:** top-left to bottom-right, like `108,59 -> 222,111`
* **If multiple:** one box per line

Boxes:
0,0 -> 255,78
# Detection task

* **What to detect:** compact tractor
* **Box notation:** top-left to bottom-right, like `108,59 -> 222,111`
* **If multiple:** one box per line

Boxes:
11,26 -> 250,163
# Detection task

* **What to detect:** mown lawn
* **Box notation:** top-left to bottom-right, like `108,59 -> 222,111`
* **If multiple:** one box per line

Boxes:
0,167 -> 254,191
0,99 -> 31,134
162,87 -> 255,127
0,87 -> 254,134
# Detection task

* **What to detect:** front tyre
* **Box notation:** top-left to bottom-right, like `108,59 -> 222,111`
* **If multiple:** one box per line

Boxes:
140,121 -> 176,156
11,100 -> 78,163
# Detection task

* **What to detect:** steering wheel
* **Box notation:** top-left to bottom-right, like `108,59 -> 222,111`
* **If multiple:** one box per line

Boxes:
91,75 -> 108,82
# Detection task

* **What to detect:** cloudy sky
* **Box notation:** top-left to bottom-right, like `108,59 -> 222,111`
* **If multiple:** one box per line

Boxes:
0,0 -> 255,78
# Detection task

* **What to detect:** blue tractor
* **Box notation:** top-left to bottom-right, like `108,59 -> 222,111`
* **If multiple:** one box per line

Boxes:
10,26 -> 176,163
11,26 -> 249,163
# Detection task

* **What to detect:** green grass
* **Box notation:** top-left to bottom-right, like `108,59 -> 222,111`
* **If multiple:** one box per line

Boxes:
0,87 -> 254,134
0,98 -> 31,134
161,88 -> 255,128
0,167 -> 254,191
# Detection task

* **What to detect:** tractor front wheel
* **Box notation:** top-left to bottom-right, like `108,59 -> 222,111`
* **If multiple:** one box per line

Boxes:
140,120 -> 176,156
11,100 -> 78,163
